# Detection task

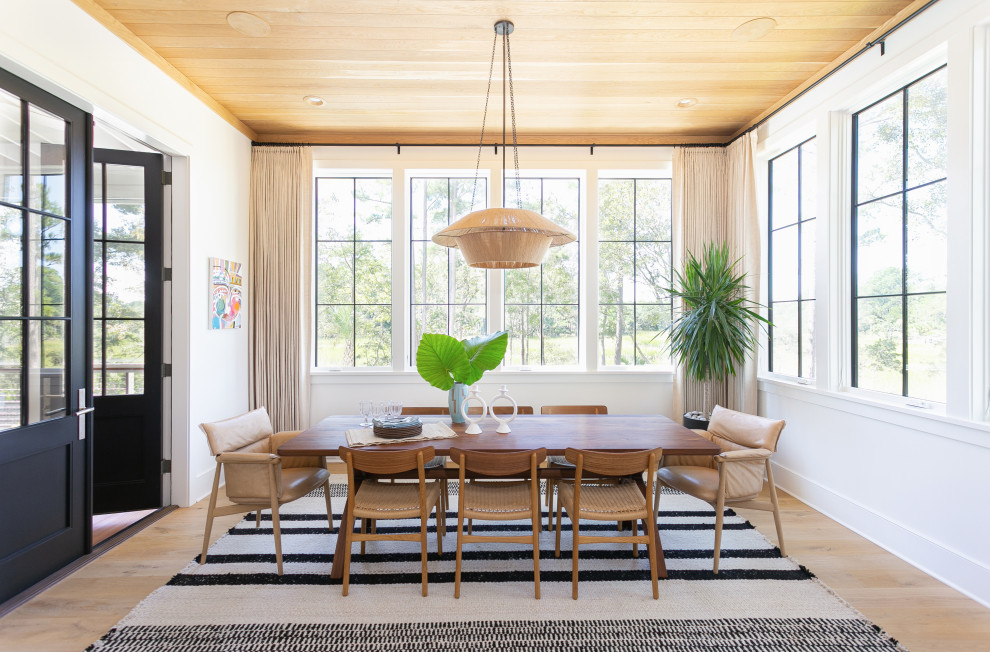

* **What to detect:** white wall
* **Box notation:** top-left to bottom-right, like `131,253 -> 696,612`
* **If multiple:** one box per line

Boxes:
756,0 -> 990,607
0,0 -> 252,506
312,372 -> 673,422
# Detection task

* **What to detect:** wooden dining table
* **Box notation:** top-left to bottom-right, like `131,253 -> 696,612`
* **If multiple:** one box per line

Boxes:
278,413 -> 721,580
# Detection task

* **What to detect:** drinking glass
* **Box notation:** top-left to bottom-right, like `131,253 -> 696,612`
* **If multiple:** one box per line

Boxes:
359,400 -> 372,427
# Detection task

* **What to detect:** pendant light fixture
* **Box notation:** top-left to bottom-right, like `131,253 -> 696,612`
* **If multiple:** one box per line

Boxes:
431,20 -> 576,269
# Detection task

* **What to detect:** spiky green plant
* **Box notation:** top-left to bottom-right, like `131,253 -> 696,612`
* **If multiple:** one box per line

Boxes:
666,242 -> 770,418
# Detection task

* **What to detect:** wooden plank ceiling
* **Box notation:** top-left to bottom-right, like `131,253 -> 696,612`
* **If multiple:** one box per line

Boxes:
80,0 -> 920,144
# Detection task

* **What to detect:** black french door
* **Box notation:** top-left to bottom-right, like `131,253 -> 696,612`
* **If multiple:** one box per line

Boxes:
0,68 -> 90,604
91,149 -> 163,514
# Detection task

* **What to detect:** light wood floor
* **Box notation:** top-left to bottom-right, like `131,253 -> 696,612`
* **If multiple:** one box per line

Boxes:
0,482 -> 987,652
92,509 -> 157,546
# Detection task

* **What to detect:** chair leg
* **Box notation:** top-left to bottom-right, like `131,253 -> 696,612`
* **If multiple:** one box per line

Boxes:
342,507 -> 355,596
270,498 -> 283,576
532,510 -> 541,599
546,479 -> 554,531
713,484 -> 727,575
322,481 -> 334,532
420,511 -> 429,597
632,519 -> 638,557
468,519 -> 472,535
571,514 -> 580,600
554,500 -> 563,558
644,516 -> 659,600
766,460 -> 786,556
654,478 -> 661,522
255,510 -> 261,527
435,496 -> 444,556
200,463 -> 221,565
454,510 -> 464,598
360,518 -> 367,554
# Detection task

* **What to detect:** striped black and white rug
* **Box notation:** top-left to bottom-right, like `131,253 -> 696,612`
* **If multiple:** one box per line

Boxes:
88,484 -> 905,651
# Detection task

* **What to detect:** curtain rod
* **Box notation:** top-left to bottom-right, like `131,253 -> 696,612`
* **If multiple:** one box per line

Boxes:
251,141 -> 719,149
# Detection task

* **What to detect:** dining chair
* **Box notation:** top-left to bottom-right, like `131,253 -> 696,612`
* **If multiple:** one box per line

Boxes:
541,405 -> 608,530
657,405 -> 786,573
554,446 -> 662,599
449,447 -> 547,599
337,445 -> 445,596
199,407 -> 333,576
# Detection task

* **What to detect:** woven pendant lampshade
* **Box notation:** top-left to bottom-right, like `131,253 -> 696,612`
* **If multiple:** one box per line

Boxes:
432,207 -> 575,269
432,20 -> 576,269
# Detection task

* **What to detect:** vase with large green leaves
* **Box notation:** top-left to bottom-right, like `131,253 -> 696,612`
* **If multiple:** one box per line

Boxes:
666,242 -> 769,424
415,331 -> 509,423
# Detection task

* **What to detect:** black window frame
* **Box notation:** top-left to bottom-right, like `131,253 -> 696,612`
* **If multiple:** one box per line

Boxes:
408,175 -> 488,361
502,175 -> 582,367
850,65 -> 948,399
768,137 -> 816,379
313,175 -> 393,368
597,176 -> 673,367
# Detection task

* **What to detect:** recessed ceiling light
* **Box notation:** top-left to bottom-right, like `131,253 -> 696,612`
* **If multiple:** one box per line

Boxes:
226,11 -> 271,37
303,95 -> 326,107
732,17 -> 777,41
676,98 -> 697,108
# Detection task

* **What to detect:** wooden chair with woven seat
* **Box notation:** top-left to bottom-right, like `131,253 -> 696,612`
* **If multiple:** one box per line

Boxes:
554,446 -> 662,600
541,405 -> 608,530
338,445 -> 446,596
199,407 -> 333,576
449,447 -> 547,599
399,406 -> 452,516
657,405 -> 786,574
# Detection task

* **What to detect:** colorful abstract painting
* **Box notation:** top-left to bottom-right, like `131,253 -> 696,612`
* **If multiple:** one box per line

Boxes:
209,257 -> 243,330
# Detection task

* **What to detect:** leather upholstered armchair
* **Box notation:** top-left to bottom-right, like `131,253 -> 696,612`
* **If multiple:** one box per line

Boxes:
657,405 -> 786,573
199,407 -> 333,575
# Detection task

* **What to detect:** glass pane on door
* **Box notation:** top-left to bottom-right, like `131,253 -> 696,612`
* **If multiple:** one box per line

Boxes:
93,162 -> 145,396
28,104 -> 66,217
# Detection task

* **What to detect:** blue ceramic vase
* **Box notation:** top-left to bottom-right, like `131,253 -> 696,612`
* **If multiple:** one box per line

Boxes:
448,382 -> 468,424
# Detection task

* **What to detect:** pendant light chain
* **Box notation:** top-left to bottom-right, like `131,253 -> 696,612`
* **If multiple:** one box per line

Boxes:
470,33 -> 499,214
506,30 -> 522,210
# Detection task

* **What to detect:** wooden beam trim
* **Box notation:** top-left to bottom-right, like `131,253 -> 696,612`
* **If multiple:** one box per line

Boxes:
69,0 -> 259,141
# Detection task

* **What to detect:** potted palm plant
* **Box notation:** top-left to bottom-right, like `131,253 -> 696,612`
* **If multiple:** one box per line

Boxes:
666,242 -> 769,429
415,331 -> 509,423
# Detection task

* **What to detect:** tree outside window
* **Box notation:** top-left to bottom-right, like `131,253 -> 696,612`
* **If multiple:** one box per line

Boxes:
852,67 -> 947,402
410,177 -> 487,361
598,178 -> 672,367
769,138 -> 816,379
315,176 -> 392,368
503,177 -> 580,367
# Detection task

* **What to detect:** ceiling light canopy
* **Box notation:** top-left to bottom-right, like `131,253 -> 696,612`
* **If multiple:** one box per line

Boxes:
431,20 -> 576,269
732,17 -> 777,42
226,11 -> 271,37
676,97 -> 698,108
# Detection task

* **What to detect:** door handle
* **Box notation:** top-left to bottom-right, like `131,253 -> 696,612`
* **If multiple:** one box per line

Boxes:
76,388 -> 94,440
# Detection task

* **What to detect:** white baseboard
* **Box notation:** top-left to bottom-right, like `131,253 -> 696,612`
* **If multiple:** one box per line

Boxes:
772,461 -> 990,609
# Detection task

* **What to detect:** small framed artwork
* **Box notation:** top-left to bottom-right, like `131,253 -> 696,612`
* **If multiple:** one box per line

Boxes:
209,257 -> 243,330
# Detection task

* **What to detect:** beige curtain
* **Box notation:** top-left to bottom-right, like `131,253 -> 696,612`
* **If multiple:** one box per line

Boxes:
249,145 -> 313,432
671,132 -> 760,418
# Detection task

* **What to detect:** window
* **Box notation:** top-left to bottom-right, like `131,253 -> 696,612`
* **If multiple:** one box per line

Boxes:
0,90 -> 69,429
852,67 -> 947,402
314,176 -> 392,367
503,176 -> 580,366
410,176 -> 487,357
769,138 -> 816,379
598,178 -> 672,366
